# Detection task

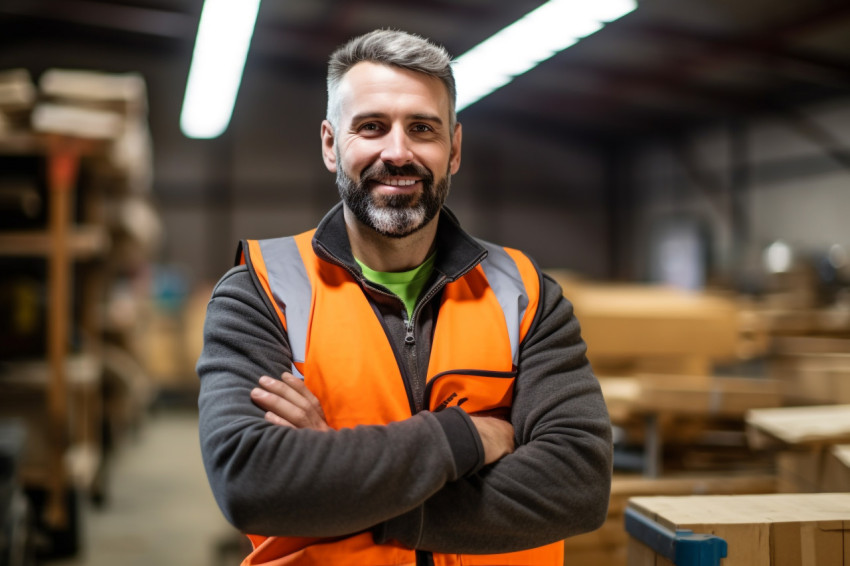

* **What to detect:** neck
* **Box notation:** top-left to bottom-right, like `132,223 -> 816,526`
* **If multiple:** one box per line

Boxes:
343,207 -> 439,272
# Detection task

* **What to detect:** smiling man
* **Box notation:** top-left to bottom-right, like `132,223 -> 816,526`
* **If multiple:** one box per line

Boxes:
197,29 -> 612,566
328,60 -> 457,245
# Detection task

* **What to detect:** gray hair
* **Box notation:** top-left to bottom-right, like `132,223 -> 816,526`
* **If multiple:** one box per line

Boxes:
326,29 -> 456,130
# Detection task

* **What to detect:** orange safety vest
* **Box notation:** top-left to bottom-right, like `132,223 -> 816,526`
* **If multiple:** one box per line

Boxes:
239,230 -> 564,566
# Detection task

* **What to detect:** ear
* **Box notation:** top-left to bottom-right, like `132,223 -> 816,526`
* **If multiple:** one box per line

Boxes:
321,120 -> 337,173
449,122 -> 462,175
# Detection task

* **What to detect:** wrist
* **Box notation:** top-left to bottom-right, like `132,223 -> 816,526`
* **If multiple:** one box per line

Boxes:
432,407 -> 485,478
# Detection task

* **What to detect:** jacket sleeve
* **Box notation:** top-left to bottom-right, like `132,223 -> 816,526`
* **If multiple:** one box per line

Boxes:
197,265 -> 485,538
374,273 -> 613,553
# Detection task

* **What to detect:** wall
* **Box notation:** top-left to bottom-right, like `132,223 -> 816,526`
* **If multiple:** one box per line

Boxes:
155,60 -> 613,285
625,97 -> 850,291
0,33 -> 626,287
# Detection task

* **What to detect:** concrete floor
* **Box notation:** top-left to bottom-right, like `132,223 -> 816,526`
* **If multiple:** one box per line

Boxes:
44,409 -> 246,566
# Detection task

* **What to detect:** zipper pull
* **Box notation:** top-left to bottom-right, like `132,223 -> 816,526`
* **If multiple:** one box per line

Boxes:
404,318 -> 415,345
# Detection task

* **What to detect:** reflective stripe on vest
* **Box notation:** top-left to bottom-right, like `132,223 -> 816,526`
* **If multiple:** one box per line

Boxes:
239,231 -> 562,566
249,235 -> 532,370
256,236 -> 311,378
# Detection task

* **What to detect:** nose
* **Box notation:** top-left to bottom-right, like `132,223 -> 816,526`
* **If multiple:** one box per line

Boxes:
380,127 -> 414,166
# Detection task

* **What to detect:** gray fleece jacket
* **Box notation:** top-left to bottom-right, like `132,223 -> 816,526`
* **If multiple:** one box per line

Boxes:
196,203 -> 612,557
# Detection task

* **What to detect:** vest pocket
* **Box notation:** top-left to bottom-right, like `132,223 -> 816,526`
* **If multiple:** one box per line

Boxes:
425,371 -> 516,417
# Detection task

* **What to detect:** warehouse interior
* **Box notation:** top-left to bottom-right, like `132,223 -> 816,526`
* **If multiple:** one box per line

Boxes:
2,0 -> 850,564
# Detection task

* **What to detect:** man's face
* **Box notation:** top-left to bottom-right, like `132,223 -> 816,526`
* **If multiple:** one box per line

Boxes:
321,62 -> 462,238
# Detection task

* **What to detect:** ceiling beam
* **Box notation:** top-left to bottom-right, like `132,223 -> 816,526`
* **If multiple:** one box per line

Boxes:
530,1 -> 850,135
0,0 -> 196,39
633,24 -> 850,89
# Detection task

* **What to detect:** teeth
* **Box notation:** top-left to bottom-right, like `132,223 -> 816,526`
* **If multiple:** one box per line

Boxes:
383,179 -> 417,187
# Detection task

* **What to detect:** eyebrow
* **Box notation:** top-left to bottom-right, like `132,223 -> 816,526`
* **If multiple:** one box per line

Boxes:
349,112 -> 444,126
411,113 -> 443,125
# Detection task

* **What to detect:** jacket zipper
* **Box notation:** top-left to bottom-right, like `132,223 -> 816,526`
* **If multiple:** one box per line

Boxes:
313,241 -> 484,566
403,276 -> 445,347
400,275 -> 445,412
314,242 -> 434,414
313,242 -> 487,415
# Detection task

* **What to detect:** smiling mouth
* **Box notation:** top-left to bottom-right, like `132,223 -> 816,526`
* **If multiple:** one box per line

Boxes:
374,178 -> 418,187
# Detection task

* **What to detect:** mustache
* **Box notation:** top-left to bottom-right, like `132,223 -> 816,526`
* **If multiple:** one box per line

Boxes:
360,162 -> 433,183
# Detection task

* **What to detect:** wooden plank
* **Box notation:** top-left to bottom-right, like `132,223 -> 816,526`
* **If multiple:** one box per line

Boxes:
599,377 -> 640,422
549,274 -> 756,365
0,131 -> 44,154
772,336 -> 850,355
578,474 -> 775,566
747,405 -> 850,448
45,147 -> 74,529
635,375 -> 783,417
627,536 -> 671,566
629,493 -> 850,525
566,543 -> 627,566
628,494 -> 850,566
0,354 -> 102,387
0,226 -> 110,258
798,521 -> 845,566
611,473 -> 776,510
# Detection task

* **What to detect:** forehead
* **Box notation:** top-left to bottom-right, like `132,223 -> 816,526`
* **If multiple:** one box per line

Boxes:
336,61 -> 451,122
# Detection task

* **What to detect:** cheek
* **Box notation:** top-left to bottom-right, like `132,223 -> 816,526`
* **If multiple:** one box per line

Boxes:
413,143 -> 451,166
427,148 -> 454,175
339,142 -> 376,174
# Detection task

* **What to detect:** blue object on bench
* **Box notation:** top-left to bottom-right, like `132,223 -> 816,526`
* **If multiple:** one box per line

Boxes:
624,506 -> 728,566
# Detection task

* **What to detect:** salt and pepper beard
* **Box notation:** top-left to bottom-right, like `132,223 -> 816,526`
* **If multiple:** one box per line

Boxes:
336,151 -> 451,239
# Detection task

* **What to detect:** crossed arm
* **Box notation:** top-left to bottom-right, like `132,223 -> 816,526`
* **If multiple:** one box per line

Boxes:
197,266 -> 612,552
251,372 -> 515,465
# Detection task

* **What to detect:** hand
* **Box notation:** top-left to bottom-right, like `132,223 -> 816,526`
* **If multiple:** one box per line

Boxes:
469,416 -> 515,465
251,373 -> 330,431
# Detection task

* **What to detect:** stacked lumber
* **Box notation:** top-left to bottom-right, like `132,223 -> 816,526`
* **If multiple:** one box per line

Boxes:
747,404 -> 850,494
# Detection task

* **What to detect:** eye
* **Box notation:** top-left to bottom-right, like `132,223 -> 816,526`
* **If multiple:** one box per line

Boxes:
411,123 -> 434,133
358,122 -> 383,133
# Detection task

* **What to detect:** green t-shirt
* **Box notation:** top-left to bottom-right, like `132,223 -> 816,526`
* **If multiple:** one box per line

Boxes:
355,253 -> 436,320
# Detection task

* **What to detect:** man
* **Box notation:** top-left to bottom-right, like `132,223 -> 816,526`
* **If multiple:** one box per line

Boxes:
197,29 -> 612,566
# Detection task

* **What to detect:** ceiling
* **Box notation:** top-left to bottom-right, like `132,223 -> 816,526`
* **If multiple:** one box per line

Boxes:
3,0 -> 850,145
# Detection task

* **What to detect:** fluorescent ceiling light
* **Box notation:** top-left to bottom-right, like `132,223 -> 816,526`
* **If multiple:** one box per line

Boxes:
453,0 -> 637,112
180,0 -> 261,139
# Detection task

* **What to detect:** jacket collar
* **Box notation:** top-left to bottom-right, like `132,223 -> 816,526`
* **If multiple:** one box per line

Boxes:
312,201 -> 487,282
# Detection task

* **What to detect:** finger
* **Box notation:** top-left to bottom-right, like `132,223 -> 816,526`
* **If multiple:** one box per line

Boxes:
280,373 -> 327,420
258,375 -> 315,415
264,411 -> 294,428
251,387 -> 312,427
251,380 -> 329,431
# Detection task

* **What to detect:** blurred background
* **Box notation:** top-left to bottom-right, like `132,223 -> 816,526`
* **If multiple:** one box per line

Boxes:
1,0 -> 850,565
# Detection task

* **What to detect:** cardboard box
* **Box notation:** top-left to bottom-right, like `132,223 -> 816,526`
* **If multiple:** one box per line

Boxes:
627,493 -> 850,566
